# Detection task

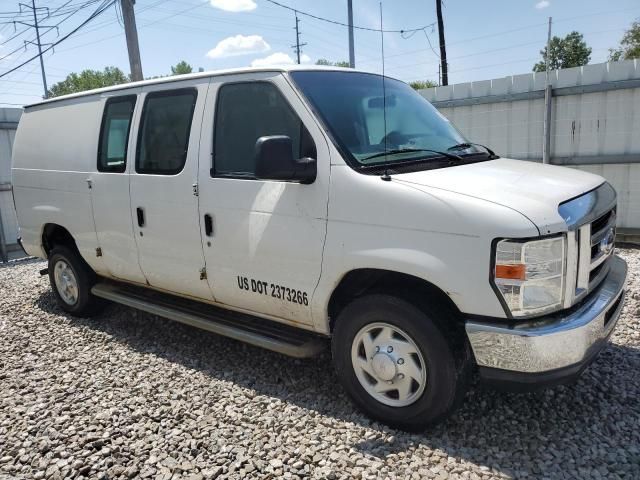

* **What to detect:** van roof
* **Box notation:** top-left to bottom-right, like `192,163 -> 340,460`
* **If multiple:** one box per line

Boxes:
24,65 -> 381,109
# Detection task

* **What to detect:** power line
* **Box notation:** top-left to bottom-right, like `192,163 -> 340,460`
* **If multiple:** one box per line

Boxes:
0,0 -> 99,17
0,0 -> 102,94
144,4 -> 291,33
400,26 -> 439,59
0,0 -> 103,26
54,0 -> 211,54
0,0 -> 115,80
261,0 -> 434,33
0,0 -> 95,60
52,0 -> 191,53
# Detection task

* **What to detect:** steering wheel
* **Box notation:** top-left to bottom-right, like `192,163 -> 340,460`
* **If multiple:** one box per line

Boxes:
380,130 -> 406,147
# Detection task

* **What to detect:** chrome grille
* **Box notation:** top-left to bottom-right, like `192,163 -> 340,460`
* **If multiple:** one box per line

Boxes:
559,183 -> 617,308
585,209 -> 616,289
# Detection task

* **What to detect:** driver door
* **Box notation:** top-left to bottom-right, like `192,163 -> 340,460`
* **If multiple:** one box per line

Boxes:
197,72 -> 330,325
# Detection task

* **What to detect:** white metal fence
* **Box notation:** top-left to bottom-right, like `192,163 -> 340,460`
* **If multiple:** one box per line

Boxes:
0,108 -> 21,261
420,60 -> 640,231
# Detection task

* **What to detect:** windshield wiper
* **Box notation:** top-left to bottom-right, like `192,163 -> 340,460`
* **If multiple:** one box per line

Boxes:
361,148 -> 463,163
447,142 -> 499,159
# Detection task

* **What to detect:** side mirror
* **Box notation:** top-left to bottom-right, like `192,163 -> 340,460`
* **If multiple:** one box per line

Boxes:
254,135 -> 316,184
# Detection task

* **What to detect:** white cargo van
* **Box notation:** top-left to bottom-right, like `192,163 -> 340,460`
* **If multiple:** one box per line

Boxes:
12,66 -> 627,430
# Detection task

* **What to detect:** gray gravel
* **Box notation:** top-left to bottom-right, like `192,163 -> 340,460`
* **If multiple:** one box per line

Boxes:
1,249 -> 639,480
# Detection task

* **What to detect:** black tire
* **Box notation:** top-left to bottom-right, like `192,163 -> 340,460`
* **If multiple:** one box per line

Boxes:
48,246 -> 103,316
332,294 -> 468,431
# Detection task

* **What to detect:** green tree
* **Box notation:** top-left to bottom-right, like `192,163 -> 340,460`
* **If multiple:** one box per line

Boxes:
315,59 -> 351,67
171,61 -> 193,75
532,31 -> 592,72
609,20 -> 640,61
48,67 -> 129,97
409,80 -> 437,90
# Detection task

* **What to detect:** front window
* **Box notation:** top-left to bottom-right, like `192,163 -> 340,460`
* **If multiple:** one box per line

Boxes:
290,71 -> 486,170
213,81 -> 316,178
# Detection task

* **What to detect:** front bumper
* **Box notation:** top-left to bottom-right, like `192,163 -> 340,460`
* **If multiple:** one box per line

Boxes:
466,255 -> 627,390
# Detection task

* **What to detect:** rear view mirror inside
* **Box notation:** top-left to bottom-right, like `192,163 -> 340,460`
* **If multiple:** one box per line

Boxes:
368,95 -> 397,109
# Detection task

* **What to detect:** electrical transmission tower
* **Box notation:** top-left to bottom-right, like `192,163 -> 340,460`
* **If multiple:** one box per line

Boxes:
292,11 -> 307,65
14,1 -> 58,98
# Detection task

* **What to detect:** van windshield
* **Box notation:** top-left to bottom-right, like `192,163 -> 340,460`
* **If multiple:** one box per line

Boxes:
290,70 -> 487,170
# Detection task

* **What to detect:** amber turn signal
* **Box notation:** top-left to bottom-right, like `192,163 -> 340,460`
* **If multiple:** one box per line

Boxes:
495,263 -> 526,280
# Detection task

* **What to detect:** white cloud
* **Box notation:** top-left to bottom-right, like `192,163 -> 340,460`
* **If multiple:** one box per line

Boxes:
535,0 -> 550,9
209,0 -> 256,12
250,52 -> 311,67
206,34 -> 270,59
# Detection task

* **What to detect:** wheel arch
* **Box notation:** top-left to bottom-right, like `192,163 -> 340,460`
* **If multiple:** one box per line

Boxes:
41,223 -> 78,257
327,268 -> 464,334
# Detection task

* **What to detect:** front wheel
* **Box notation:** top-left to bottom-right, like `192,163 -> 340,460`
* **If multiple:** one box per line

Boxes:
332,294 -> 467,431
48,246 -> 103,316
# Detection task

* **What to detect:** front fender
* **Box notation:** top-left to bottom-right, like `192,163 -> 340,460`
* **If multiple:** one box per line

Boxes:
311,223 -> 506,334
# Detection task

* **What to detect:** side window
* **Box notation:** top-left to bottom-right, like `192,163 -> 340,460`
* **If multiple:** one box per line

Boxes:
98,95 -> 136,172
213,82 -> 316,178
136,88 -> 197,175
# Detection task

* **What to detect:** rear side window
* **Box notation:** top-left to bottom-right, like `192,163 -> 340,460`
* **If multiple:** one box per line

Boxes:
98,95 -> 136,172
136,88 -> 197,175
213,82 -> 316,178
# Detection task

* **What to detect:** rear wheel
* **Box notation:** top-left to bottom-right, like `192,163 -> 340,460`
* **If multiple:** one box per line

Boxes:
332,294 -> 468,431
48,246 -> 103,316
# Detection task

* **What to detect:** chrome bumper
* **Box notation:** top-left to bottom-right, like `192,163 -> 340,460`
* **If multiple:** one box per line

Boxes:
466,255 -> 627,374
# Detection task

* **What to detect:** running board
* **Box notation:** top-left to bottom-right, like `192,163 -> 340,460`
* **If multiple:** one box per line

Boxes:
91,282 -> 326,358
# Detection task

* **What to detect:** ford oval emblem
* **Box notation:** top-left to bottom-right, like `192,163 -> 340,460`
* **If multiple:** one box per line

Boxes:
600,227 -> 615,255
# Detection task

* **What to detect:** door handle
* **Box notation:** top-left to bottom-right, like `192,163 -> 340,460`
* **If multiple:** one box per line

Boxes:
204,214 -> 213,237
136,207 -> 145,227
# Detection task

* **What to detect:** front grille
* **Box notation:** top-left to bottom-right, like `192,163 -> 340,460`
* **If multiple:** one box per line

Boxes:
559,183 -> 617,309
591,209 -> 615,235
574,207 -> 616,302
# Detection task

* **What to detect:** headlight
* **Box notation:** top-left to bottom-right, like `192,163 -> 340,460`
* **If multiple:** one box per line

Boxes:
492,235 -> 565,317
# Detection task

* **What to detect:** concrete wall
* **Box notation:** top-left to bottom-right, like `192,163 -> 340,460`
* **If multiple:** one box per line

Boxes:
420,60 -> 640,229
0,108 -> 22,257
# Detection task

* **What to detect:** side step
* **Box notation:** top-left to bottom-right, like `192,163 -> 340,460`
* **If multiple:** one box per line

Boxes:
91,282 -> 326,358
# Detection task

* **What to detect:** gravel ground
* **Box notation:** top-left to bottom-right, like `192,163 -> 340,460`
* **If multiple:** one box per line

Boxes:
0,249 -> 639,480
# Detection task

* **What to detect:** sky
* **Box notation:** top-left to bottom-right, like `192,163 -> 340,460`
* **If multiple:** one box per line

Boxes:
0,0 -> 638,107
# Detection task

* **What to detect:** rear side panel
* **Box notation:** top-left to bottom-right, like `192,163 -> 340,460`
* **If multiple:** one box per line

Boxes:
11,96 -> 106,273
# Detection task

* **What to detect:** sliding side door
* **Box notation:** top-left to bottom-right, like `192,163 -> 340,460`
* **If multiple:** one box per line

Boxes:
129,79 -> 213,300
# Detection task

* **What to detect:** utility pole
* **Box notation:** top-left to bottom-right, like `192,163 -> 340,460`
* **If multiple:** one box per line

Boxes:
30,0 -> 47,97
435,0 -> 448,85
120,0 -> 143,81
14,1 -> 55,98
292,11 -> 306,64
347,0 -> 355,68
542,16 -> 553,164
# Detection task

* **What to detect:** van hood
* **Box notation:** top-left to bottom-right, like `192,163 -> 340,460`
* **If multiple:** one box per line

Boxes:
392,158 -> 605,234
